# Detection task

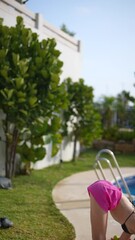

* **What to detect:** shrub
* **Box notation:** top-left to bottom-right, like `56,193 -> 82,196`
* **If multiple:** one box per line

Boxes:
103,127 -> 135,143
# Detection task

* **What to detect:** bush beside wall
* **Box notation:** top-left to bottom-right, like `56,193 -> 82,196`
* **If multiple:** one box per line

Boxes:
93,139 -> 135,153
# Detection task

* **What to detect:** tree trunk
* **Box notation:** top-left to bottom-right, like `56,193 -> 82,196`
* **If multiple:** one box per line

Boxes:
72,135 -> 77,161
5,125 -> 19,179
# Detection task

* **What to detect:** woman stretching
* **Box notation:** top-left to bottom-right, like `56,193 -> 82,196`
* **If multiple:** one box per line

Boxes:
87,180 -> 135,240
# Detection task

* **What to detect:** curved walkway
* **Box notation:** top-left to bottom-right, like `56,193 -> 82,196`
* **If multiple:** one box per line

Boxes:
52,167 -> 135,240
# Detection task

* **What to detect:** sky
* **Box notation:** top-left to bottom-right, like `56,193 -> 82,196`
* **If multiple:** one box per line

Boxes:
26,0 -> 135,100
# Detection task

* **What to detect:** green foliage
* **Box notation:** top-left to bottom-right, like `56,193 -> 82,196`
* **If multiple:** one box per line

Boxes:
95,91 -> 135,131
102,126 -> 118,141
60,23 -> 76,37
0,16 -> 67,177
95,95 -> 116,129
116,129 -> 135,142
103,127 -> 135,142
62,78 -> 102,160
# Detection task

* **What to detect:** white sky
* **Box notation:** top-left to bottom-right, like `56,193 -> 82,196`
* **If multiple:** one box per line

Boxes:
26,0 -> 135,100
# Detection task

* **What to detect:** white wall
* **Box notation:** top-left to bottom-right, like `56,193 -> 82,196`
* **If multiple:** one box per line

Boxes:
0,0 -> 81,172
0,0 -> 82,82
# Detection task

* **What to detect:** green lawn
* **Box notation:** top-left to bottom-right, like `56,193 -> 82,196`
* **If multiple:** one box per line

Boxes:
0,149 -> 135,239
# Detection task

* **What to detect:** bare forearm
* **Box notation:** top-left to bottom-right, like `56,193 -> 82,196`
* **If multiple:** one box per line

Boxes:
119,231 -> 131,240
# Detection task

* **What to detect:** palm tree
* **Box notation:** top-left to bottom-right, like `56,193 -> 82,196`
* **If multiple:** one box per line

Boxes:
97,96 -> 116,128
115,91 -> 131,128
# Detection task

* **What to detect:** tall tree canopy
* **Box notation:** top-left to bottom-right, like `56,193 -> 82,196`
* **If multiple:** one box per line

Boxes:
62,78 -> 102,161
0,16 -> 67,178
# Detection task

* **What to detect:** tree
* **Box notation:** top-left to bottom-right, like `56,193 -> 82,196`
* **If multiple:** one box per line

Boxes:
96,96 -> 116,128
0,17 -> 67,178
60,24 -> 76,37
122,90 -> 135,128
62,78 -> 102,161
96,91 -> 133,130
15,0 -> 29,4
115,91 -> 129,128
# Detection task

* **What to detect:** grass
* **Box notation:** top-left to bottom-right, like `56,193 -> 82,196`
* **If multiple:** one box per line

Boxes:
0,149 -> 135,239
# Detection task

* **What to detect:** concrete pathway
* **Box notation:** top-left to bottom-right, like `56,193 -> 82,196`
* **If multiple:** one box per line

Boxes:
52,167 -> 135,240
